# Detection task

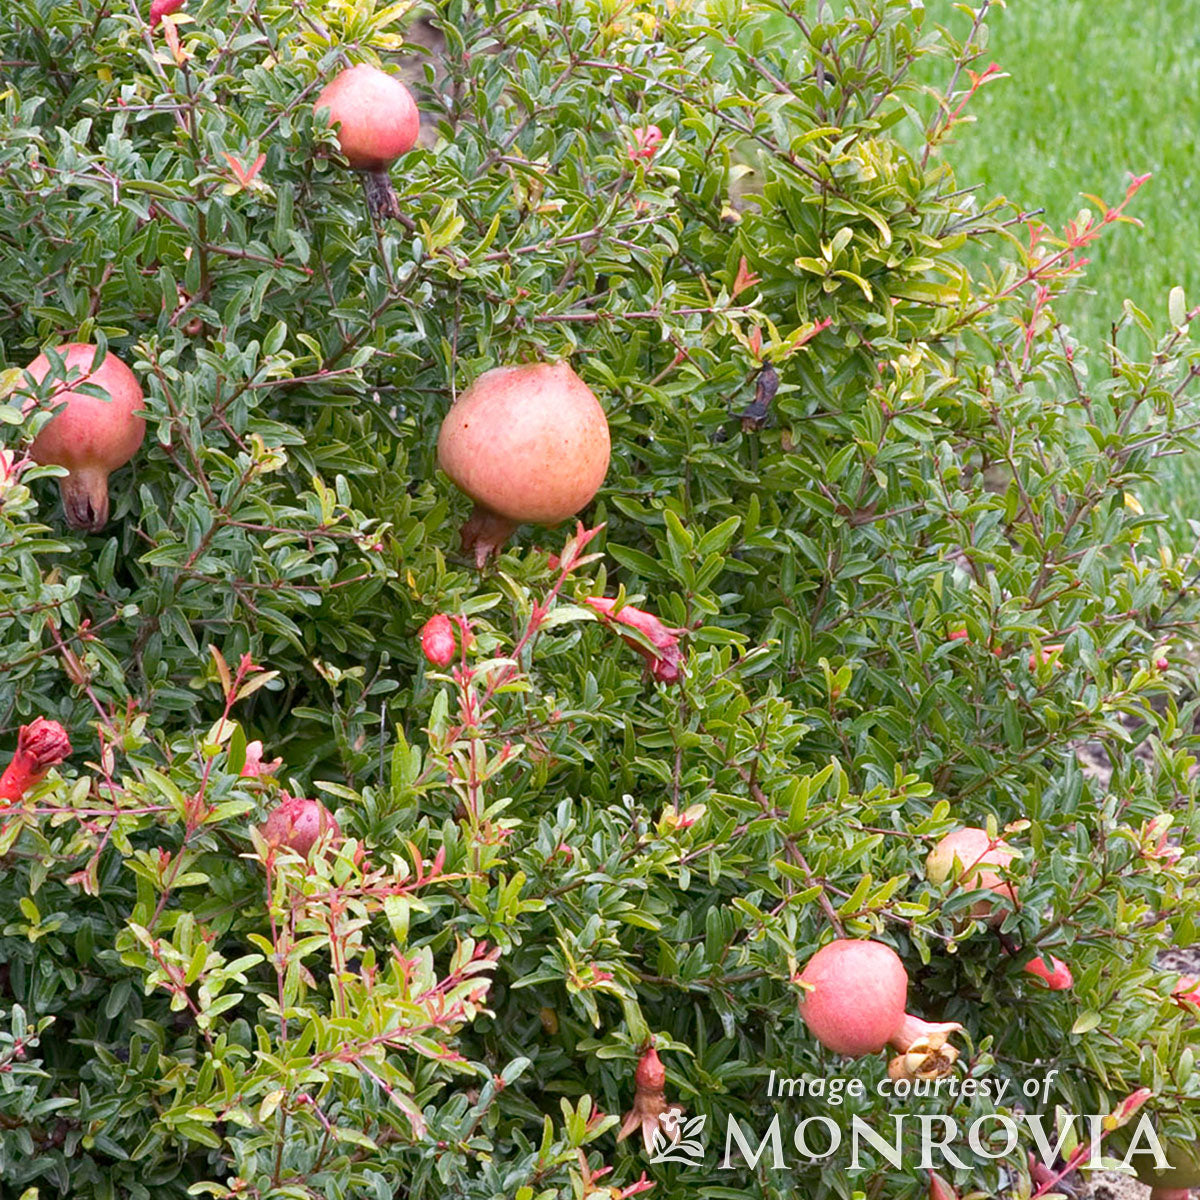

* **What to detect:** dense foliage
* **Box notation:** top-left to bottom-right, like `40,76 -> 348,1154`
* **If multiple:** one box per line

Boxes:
3,0 -> 1200,1196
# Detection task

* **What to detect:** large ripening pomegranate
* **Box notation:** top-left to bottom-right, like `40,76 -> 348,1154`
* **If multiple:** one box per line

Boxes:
437,361 -> 611,566
23,343 -> 146,531
797,940 -> 961,1079
314,64 -> 419,219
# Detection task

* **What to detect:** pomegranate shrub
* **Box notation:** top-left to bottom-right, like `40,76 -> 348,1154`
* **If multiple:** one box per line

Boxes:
3,0 -> 1200,1197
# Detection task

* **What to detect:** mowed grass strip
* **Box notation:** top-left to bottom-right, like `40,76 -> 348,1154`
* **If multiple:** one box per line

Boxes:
932,0 -> 1200,526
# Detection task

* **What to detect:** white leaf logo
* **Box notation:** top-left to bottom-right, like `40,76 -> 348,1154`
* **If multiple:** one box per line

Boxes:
647,1111 -> 707,1165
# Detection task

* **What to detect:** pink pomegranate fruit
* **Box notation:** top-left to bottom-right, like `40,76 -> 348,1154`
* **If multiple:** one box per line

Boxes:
797,940 -> 961,1078
23,343 -> 145,531
314,64 -> 419,220
259,795 -> 340,858
437,362 -> 611,566
1023,954 -> 1073,991
925,826 -> 1017,918
149,0 -> 184,27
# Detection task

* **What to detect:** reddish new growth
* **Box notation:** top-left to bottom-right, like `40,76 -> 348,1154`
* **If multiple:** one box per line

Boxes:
1139,814 -> 1183,867
586,597 -> 686,684
617,1044 -> 682,1155
0,718 -> 72,805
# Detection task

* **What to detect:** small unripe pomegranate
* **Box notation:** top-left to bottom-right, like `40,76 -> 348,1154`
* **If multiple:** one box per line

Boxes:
314,64 -> 419,220
797,940 -> 961,1077
1023,954 -> 1073,990
259,795 -> 340,858
437,362 -> 611,566
23,344 -> 145,532
420,614 -> 457,666
925,826 -> 1017,919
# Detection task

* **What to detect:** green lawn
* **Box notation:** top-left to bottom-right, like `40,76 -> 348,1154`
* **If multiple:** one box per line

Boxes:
929,0 -> 1200,529
936,0 -> 1200,352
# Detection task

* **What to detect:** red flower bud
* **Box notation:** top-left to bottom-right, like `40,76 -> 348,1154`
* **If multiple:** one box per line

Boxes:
0,718 -> 72,804
17,718 -> 72,772
420,614 -> 457,667
929,1172 -> 959,1200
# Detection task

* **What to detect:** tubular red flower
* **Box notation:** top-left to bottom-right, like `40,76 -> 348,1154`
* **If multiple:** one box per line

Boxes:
17,718 -> 72,772
0,718 -> 72,804
586,597 -> 686,684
